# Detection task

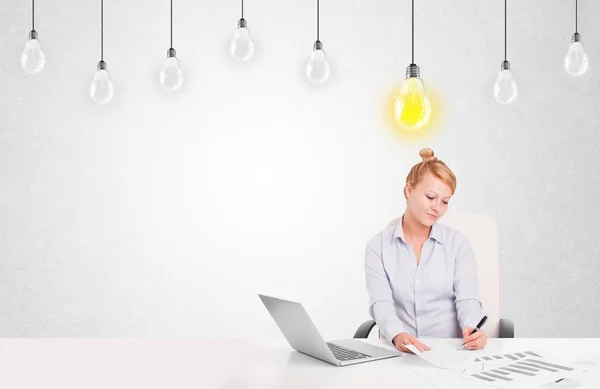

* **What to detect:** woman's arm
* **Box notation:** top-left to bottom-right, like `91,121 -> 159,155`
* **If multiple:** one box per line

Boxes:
453,233 -> 483,329
364,233 -> 407,344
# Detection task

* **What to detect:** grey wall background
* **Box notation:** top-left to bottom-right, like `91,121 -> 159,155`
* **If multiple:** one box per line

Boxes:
1,0 -> 599,339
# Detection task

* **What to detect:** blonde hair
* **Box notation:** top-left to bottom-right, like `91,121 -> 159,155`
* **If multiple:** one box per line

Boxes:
404,148 -> 456,199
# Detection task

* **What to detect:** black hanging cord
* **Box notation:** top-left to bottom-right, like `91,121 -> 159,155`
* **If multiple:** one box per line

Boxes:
317,0 -> 320,41
171,0 -> 173,48
101,0 -> 104,61
575,0 -> 578,33
32,0 -> 35,31
504,0 -> 507,61
242,0 -> 244,19
412,0 -> 414,64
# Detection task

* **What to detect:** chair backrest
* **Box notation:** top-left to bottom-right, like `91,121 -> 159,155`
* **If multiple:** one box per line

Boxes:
387,212 -> 502,338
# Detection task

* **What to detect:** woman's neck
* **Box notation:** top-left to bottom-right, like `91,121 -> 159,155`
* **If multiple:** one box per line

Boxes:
402,211 -> 431,242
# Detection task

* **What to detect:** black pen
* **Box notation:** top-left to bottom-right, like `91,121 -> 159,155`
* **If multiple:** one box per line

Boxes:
462,315 -> 488,346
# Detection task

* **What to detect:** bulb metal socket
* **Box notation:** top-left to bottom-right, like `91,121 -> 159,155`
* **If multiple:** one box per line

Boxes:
406,63 -> 420,78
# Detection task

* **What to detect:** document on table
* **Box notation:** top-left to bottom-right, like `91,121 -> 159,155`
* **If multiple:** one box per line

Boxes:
461,351 -> 589,389
411,350 -> 596,389
412,367 -> 487,389
405,344 -> 476,370
473,350 -> 544,366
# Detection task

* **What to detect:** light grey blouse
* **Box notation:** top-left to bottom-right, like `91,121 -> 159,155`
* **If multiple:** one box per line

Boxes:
364,218 -> 483,343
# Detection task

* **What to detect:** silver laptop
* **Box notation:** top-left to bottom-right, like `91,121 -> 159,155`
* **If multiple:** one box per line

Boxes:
258,294 -> 401,366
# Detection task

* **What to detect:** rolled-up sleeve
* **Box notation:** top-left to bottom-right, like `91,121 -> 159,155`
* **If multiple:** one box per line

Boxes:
453,233 -> 483,330
364,234 -> 406,344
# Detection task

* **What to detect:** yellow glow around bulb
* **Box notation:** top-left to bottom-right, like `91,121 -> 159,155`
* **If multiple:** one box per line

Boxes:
393,77 -> 431,131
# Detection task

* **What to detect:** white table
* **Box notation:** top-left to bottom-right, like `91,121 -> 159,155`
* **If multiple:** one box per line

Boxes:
0,338 -> 598,388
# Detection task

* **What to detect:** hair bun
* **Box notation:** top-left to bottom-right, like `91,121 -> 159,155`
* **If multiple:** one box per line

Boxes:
419,148 -> 437,162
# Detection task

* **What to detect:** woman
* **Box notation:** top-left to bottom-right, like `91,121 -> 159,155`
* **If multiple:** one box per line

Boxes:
364,148 -> 487,353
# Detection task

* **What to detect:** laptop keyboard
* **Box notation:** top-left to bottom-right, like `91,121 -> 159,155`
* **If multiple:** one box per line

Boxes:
327,342 -> 372,361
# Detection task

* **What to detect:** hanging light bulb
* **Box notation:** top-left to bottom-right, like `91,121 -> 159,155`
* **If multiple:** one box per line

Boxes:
493,61 -> 518,104
306,0 -> 331,85
160,48 -> 184,91
306,41 -> 331,85
565,34 -> 588,76
90,60 -> 114,104
159,1 -> 184,91
21,1 -> 45,74
493,0 -> 517,104
230,18 -> 255,62
394,64 -> 431,129
393,0 -> 430,130
90,0 -> 114,104
21,31 -> 46,74
564,1 -> 589,77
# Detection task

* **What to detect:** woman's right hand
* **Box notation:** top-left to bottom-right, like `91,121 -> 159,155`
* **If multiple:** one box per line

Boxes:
392,332 -> 431,353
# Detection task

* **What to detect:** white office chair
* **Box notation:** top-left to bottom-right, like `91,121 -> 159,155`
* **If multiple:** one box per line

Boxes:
354,211 -> 514,339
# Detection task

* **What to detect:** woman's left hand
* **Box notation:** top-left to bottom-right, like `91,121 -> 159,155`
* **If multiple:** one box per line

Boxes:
462,327 -> 487,350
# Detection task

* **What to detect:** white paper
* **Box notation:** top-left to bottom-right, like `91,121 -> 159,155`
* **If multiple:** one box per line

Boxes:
461,352 -> 587,389
472,350 -> 545,369
412,367 -> 481,389
411,350 -> 597,389
406,344 -> 476,370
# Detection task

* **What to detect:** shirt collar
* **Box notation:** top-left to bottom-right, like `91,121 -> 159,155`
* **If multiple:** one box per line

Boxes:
393,215 -> 444,244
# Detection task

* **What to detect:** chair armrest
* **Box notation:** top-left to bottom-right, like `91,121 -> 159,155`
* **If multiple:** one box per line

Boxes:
499,318 -> 515,338
353,319 -> 377,338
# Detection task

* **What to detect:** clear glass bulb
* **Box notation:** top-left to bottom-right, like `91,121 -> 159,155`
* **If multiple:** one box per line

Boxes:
493,66 -> 518,105
90,62 -> 114,104
21,33 -> 45,74
159,53 -> 184,92
230,25 -> 255,62
564,37 -> 589,77
306,46 -> 331,85
393,76 -> 431,130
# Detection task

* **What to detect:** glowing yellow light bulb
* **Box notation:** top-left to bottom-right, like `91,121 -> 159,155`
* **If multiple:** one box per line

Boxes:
393,65 -> 431,131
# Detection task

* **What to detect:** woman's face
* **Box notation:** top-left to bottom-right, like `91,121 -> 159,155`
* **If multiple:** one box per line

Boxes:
405,173 -> 452,227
